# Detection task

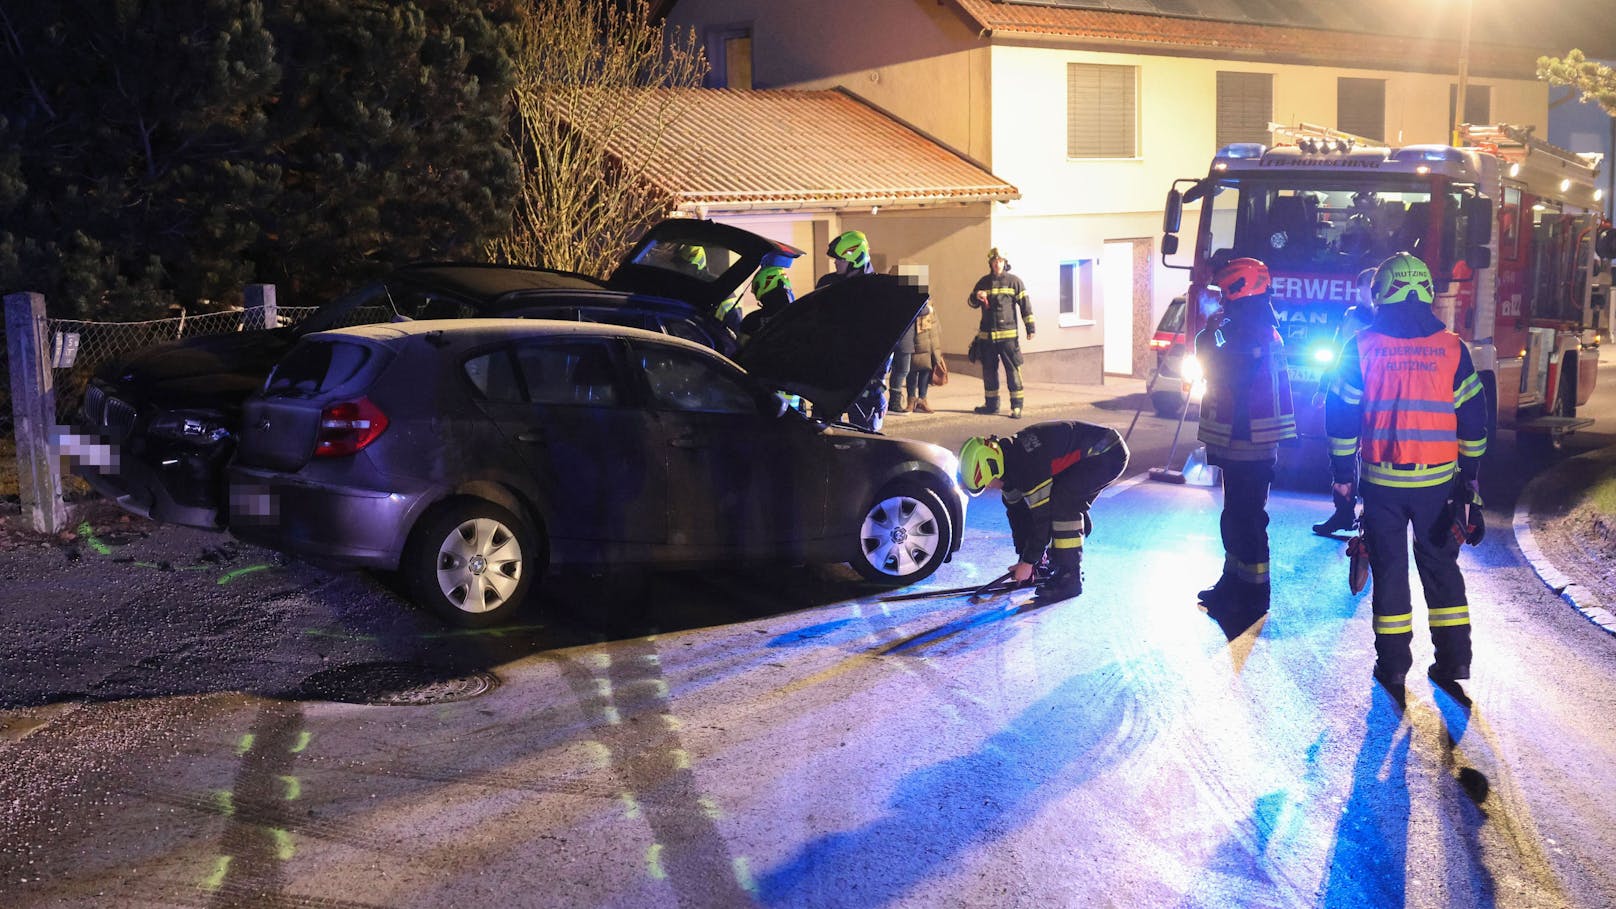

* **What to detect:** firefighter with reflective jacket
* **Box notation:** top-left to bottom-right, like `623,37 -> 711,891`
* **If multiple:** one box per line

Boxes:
1325,252 -> 1487,695
959,421 -> 1129,601
739,266 -> 804,413
968,248 -> 1035,418
1195,257 -> 1297,618
816,230 -> 889,431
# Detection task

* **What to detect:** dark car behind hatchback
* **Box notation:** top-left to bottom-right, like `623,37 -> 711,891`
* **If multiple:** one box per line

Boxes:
228,275 -> 964,627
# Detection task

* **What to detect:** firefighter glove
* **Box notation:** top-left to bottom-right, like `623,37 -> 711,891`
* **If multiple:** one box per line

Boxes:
1449,481 -> 1485,546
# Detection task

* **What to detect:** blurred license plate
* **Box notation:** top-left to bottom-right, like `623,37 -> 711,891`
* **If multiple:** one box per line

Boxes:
1287,365 -> 1323,385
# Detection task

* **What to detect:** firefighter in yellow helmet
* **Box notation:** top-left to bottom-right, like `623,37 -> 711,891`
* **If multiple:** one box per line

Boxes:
959,421 -> 1128,602
1325,251 -> 1488,699
816,230 -> 889,431
968,247 -> 1035,418
1195,257 -> 1297,622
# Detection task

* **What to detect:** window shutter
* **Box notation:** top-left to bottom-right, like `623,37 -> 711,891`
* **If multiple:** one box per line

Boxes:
1337,78 -> 1385,141
1216,72 -> 1273,148
1068,63 -> 1137,158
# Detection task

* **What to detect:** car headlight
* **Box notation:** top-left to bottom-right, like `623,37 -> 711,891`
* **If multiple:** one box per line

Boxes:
147,411 -> 232,443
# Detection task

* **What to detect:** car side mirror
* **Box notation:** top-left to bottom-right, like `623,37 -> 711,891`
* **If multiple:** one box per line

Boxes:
762,391 -> 789,418
1162,234 -> 1180,256
1466,245 -> 1491,270
1465,196 -> 1493,246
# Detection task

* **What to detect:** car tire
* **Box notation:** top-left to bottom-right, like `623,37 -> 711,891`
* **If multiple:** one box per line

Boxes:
404,498 -> 540,627
850,481 -> 952,586
1151,389 -> 1185,419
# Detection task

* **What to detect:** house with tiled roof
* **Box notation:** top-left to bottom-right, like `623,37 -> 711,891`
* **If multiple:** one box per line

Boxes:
662,0 -> 1591,383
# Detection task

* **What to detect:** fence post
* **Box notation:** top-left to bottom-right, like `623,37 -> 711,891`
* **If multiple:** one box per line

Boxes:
245,283 -> 277,330
5,292 -> 68,535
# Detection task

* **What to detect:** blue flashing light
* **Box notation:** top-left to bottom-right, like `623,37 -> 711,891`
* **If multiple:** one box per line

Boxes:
1393,146 -> 1467,165
1217,143 -> 1266,160
1312,346 -> 1336,365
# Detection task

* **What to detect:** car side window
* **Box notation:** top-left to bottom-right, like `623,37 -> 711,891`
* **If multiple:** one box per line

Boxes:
638,346 -> 756,414
661,317 -> 713,347
462,350 -> 523,403
513,343 -> 621,407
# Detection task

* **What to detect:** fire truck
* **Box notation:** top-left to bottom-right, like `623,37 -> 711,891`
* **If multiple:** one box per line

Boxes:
1159,122 -> 1614,452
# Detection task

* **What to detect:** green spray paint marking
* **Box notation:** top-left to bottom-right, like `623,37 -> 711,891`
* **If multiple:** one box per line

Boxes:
202,855 -> 232,891
236,734 -> 255,756
75,522 -> 112,556
217,564 -> 272,585
732,857 -> 757,896
268,828 -> 295,861
289,731 -> 313,754
645,843 -> 667,880
302,628 -> 380,643
278,775 -> 302,801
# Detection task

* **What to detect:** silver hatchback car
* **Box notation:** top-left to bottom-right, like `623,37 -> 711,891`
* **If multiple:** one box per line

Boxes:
228,273 -> 965,626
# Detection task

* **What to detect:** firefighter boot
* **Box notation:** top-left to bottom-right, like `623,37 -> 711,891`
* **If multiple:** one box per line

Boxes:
1311,502 -> 1356,537
974,403 -> 1000,415
1035,564 -> 1083,603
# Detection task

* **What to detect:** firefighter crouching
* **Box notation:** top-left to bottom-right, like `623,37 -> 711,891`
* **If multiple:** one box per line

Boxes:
1325,252 -> 1488,696
968,248 -> 1035,419
1195,257 -> 1297,618
959,421 -> 1129,602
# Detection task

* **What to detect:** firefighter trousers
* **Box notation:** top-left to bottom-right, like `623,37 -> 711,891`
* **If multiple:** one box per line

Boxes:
1007,445 -> 1128,574
1208,451 -> 1276,608
980,340 -> 1025,412
1360,480 -> 1472,682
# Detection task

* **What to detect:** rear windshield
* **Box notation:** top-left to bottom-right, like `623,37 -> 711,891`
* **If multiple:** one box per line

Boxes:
264,341 -> 373,397
1157,298 -> 1186,334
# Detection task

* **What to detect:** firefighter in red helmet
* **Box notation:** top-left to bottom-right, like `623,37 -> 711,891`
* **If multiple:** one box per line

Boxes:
1195,257 -> 1297,621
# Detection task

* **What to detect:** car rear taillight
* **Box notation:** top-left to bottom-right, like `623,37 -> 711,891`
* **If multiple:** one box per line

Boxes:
313,397 -> 389,458
1149,337 -> 1171,350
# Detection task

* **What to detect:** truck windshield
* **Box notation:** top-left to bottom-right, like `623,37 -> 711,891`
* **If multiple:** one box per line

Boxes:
1202,177 -> 1451,276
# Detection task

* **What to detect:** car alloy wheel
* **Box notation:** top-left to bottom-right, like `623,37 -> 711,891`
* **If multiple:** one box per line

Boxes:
853,483 -> 950,585
405,498 -> 538,627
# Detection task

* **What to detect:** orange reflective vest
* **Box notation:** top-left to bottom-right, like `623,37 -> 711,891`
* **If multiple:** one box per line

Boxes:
1355,332 -> 1462,466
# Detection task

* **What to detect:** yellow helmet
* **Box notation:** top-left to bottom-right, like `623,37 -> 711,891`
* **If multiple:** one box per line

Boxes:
1370,252 -> 1435,305
752,265 -> 790,298
828,230 -> 870,269
959,436 -> 1004,495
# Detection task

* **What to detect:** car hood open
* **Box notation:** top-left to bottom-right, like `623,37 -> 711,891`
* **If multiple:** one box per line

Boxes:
734,273 -> 930,421
606,218 -> 803,309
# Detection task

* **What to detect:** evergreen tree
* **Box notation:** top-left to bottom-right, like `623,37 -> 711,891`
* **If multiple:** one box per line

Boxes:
1538,49 -> 1616,115
0,0 -> 519,319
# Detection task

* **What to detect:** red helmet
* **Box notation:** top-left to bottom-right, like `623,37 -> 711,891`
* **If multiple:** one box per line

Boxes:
1213,257 -> 1271,301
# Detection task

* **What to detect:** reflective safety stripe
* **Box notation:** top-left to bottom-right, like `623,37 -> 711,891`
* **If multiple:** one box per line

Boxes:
1024,479 -> 1053,509
1051,519 -> 1085,532
1373,612 -> 1414,635
1361,461 -> 1456,488
988,329 -> 1019,341
1429,605 -> 1471,627
1328,436 -> 1359,457
1365,399 -> 1453,415
1249,415 -> 1297,444
1455,372 -> 1483,407
1051,535 -> 1084,550
1225,556 -> 1269,585
1458,437 -> 1487,457
1333,379 -> 1363,405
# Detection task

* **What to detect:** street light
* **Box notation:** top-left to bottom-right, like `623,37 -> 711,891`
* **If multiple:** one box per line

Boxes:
1451,0 -> 1475,146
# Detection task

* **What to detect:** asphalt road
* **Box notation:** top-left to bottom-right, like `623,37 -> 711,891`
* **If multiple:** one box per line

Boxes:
3,370 -> 1616,908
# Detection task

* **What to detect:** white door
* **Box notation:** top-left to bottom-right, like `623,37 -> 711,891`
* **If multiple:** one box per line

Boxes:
1102,241 -> 1134,375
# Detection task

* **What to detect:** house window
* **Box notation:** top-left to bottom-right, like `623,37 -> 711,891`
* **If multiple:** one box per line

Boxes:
1337,78 -> 1385,141
1067,63 -> 1136,158
1216,71 -> 1272,149
704,26 -> 752,89
1448,84 -> 1491,131
1059,260 -> 1096,325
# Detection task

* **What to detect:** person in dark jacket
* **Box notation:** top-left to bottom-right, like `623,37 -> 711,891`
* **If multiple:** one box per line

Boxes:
1326,252 -> 1488,699
959,420 -> 1129,602
816,230 -> 889,431
1195,257 -> 1297,619
968,248 -> 1035,418
1312,266 -> 1379,536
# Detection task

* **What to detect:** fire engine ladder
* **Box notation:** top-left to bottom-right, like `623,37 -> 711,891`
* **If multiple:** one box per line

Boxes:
1267,121 -> 1384,150
1461,123 -> 1602,181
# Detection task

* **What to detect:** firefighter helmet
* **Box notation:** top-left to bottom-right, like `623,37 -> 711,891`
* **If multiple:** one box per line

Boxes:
752,266 -> 790,298
1371,252 -> 1435,305
827,230 -> 870,269
1212,257 -> 1271,301
678,244 -> 708,271
959,436 -> 1005,495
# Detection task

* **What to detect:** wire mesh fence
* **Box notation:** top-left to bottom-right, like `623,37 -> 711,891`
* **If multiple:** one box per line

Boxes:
1,306 -> 320,439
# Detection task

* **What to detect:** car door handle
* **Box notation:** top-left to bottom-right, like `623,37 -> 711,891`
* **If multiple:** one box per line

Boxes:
515,429 -> 546,444
670,435 -> 704,449
833,441 -> 858,451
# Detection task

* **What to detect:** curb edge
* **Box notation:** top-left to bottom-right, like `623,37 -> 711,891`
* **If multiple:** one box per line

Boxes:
1513,467 -> 1616,637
